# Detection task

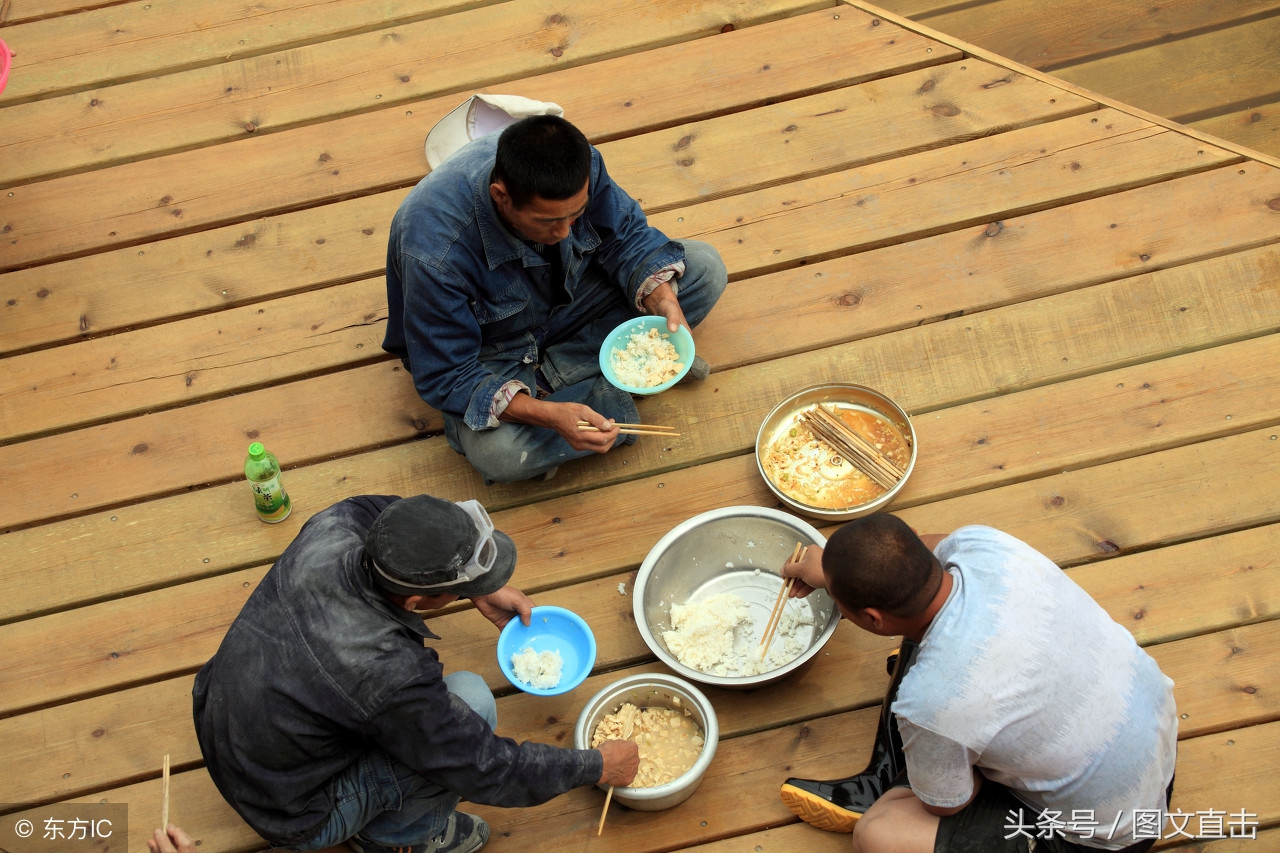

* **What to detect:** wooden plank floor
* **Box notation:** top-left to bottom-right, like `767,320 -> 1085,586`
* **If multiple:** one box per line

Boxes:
877,0 -> 1280,161
2,1 -> 1279,851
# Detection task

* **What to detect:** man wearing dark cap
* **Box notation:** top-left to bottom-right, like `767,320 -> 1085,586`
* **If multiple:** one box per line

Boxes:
776,514 -> 1177,853
193,494 -> 639,853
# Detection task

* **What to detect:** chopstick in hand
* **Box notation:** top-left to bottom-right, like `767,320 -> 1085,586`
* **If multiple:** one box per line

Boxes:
597,785 -> 615,835
161,753 -> 171,831
760,543 -> 807,656
577,420 -> 680,437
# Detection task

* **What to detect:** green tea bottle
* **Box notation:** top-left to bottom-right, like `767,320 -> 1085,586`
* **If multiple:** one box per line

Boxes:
245,442 -> 291,523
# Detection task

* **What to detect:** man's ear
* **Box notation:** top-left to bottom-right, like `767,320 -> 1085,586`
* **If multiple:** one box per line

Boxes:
861,607 -> 887,632
489,180 -> 511,208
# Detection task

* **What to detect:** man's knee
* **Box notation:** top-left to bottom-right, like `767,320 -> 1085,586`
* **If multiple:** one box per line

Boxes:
444,671 -> 497,728
455,427 -> 558,484
852,808 -> 888,853
677,240 -> 728,325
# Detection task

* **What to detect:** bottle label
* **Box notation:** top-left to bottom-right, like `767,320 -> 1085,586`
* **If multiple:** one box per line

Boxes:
251,476 -> 286,513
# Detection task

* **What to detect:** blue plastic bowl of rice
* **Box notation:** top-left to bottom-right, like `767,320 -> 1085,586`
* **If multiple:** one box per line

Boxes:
497,606 -> 596,696
599,316 -> 695,395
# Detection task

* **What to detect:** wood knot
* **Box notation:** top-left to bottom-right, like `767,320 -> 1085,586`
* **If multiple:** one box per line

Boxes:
984,222 -> 1003,237
245,429 -> 260,439
1267,197 -> 1280,211
673,134 -> 694,151
930,104 -> 960,117
833,291 -> 862,308
917,79 -> 936,94
234,233 -> 257,248
550,46 -> 564,58
130,443 -> 149,455
721,23 -> 734,33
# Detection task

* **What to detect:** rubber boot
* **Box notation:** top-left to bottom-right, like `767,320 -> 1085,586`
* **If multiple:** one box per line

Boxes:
778,639 -> 919,832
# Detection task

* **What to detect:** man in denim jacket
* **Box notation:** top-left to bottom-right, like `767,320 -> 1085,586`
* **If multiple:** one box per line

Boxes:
193,494 -> 640,853
384,116 -> 727,483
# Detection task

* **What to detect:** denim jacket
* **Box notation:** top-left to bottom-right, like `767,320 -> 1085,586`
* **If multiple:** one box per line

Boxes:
383,134 -> 684,430
192,496 -> 602,846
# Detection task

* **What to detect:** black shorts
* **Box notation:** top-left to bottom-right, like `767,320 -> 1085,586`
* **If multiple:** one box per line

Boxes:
930,777 -> 1174,853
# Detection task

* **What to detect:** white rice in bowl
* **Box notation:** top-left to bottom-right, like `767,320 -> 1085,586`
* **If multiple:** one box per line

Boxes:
510,646 -> 563,690
611,327 -> 684,388
661,591 -> 815,678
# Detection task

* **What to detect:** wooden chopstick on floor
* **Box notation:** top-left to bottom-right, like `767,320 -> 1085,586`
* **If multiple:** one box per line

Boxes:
577,420 -> 680,437
761,543 -> 807,656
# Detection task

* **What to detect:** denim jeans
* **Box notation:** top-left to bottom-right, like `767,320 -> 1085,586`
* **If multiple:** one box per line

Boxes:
443,239 -> 728,483
293,672 -> 497,851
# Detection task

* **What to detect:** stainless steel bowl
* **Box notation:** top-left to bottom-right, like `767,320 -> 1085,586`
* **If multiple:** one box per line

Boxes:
632,506 -> 838,689
574,673 -> 719,811
756,383 -> 917,522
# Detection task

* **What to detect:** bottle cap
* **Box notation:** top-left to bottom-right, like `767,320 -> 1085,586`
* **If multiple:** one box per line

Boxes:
248,442 -> 265,457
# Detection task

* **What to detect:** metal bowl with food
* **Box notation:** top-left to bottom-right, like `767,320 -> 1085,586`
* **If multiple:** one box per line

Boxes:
632,506 -> 838,689
574,673 -> 719,810
756,383 -> 916,522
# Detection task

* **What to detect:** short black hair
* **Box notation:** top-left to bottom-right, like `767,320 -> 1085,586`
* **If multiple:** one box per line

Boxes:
493,115 -> 591,208
822,513 -> 942,618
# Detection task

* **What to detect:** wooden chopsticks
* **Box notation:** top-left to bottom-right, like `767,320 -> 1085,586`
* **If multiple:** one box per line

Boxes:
798,405 -> 903,489
760,543 -> 807,656
577,420 -> 680,437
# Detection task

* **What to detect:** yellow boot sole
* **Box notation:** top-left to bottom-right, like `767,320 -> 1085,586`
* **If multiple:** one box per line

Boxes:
779,783 -> 864,833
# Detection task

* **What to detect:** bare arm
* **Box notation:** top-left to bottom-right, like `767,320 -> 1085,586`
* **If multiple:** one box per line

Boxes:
471,585 -> 534,629
499,392 -> 619,453
640,280 -> 691,333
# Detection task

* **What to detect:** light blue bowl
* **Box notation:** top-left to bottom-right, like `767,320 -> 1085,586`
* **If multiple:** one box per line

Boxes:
599,316 -> 695,395
497,605 -> 596,696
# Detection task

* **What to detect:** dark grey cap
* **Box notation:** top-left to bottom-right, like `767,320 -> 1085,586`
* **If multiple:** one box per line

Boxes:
364,495 -> 516,597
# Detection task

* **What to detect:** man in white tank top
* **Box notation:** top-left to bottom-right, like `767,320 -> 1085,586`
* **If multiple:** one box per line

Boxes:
778,514 -> 1176,853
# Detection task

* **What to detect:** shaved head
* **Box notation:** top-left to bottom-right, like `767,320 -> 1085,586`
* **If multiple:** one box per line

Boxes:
822,513 -> 943,617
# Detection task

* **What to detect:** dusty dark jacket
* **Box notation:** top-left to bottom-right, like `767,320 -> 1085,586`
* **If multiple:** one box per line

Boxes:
192,495 -> 601,846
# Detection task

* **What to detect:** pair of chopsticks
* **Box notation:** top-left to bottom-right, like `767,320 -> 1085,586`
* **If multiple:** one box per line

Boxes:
798,405 -> 904,490
577,419 -> 680,437
760,543 -> 808,657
